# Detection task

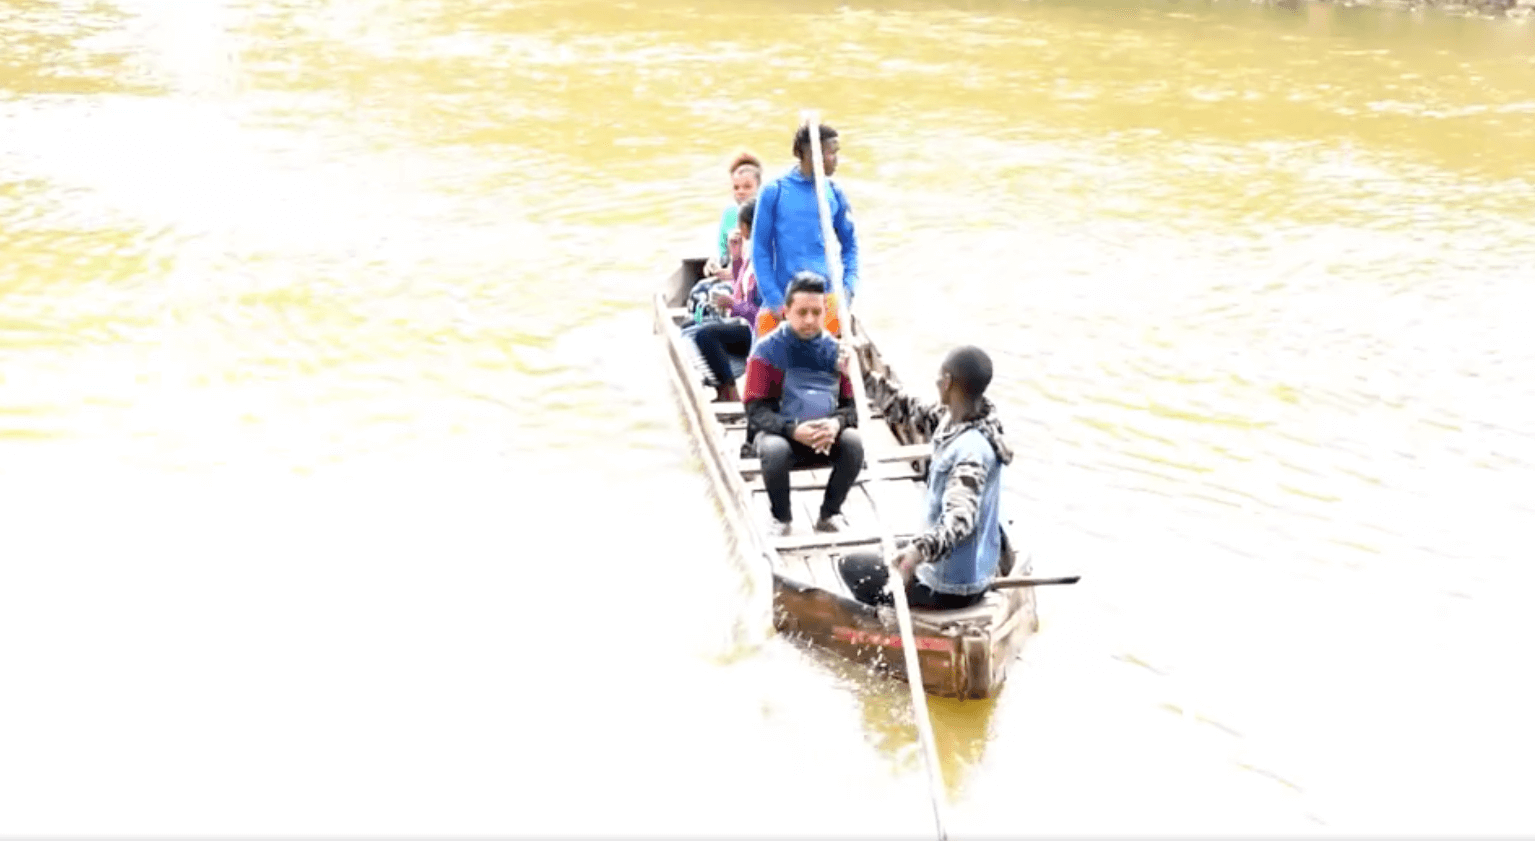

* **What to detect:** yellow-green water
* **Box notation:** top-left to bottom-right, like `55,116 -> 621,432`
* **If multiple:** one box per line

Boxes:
3,0 -> 1534,834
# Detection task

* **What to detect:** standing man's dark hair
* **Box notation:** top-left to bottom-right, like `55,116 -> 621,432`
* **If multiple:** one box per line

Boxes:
752,119 -> 857,340
792,123 -> 838,159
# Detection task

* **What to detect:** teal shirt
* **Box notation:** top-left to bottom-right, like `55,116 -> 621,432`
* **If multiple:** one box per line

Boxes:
717,203 -> 740,264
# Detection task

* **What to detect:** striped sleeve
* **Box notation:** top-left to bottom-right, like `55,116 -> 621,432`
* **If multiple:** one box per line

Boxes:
911,459 -> 987,563
863,368 -> 945,439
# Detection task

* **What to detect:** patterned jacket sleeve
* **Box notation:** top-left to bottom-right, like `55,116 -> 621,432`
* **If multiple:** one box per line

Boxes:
862,367 -> 944,439
910,450 -> 990,563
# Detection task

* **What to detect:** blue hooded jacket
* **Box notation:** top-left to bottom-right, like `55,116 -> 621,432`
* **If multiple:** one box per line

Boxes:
750,166 -> 859,312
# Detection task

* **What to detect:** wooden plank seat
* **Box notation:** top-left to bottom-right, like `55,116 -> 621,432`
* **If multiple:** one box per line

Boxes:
714,402 -> 884,420
737,442 -> 931,479
718,409 -> 889,435
742,462 -> 925,493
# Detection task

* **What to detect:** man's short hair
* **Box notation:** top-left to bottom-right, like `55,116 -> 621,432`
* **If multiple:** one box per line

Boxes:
785,271 -> 828,306
943,346 -> 994,400
792,123 -> 838,159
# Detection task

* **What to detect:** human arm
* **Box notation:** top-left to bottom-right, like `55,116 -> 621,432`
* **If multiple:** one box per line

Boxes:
717,204 -> 738,265
751,186 -> 783,312
832,184 -> 859,303
859,360 -> 939,438
709,285 -> 736,314
908,439 -> 994,563
742,356 -> 796,441
832,373 -> 858,431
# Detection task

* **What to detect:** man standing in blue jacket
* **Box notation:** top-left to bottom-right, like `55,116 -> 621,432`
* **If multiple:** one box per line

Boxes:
751,122 -> 860,339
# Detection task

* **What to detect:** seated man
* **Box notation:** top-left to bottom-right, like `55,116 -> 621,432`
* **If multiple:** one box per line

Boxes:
836,341 -> 1012,610
742,272 -> 863,537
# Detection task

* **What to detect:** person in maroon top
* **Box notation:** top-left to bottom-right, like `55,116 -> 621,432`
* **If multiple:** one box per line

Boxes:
741,272 -> 863,536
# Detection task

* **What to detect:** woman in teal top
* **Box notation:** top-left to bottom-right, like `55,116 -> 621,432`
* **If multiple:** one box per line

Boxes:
716,151 -> 762,267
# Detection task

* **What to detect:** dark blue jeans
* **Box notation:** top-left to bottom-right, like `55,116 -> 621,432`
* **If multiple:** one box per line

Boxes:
755,427 -> 863,524
694,320 -> 752,387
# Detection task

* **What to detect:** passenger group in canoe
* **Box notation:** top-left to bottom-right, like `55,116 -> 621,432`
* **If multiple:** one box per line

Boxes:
683,122 -> 1015,612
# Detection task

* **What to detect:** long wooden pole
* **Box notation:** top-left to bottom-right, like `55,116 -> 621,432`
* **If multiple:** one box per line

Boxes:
802,109 -> 950,841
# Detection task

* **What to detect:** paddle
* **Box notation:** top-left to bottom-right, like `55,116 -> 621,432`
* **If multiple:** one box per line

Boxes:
990,575 -> 1081,591
802,109 -> 950,841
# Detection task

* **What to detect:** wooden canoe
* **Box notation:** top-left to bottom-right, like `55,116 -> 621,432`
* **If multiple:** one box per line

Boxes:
654,258 -> 1039,699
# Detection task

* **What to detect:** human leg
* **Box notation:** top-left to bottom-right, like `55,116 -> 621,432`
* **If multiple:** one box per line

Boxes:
754,432 -> 795,528
720,321 -> 753,359
693,322 -> 737,399
816,427 -> 864,526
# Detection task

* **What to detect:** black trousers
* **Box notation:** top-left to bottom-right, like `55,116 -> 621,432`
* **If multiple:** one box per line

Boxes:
755,427 -> 863,523
837,551 -> 988,610
694,320 -> 753,387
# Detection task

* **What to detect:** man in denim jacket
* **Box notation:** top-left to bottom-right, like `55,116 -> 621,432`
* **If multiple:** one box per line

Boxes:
836,342 -> 1013,610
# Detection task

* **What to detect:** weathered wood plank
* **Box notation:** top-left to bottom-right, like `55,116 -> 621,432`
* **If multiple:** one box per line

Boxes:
737,443 -> 931,478
713,401 -> 884,421
774,549 -> 818,585
791,488 -> 819,527
860,476 -> 929,536
741,462 -> 923,493
815,550 -> 853,596
720,425 -> 749,456
837,476 -> 882,533
772,529 -> 915,552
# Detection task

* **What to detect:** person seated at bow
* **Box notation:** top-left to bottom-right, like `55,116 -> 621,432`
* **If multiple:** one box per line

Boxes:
742,272 -> 863,537
688,200 -> 761,403
835,340 -> 1013,610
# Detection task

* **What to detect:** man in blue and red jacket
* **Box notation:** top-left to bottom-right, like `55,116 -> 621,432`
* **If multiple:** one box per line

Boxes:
742,272 -> 863,537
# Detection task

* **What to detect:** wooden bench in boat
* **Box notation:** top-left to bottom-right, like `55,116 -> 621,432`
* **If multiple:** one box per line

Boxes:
741,462 -> 924,493
737,442 -> 931,479
771,529 -> 919,552
714,403 -> 890,435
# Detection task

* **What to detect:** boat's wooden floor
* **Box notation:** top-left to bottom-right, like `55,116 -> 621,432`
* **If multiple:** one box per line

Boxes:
718,415 -> 929,601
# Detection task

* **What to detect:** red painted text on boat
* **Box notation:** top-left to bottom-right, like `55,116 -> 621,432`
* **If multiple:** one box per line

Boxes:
831,626 -> 952,652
